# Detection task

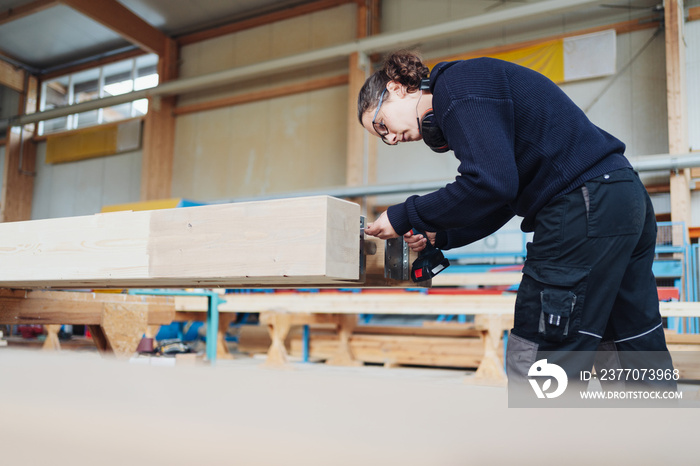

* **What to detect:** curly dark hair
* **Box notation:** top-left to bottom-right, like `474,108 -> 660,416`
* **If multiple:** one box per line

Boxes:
357,50 -> 430,124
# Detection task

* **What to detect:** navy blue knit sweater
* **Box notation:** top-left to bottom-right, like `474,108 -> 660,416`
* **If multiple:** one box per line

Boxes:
386,58 -> 630,249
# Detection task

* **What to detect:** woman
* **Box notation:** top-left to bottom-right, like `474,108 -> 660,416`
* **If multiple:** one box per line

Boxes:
359,50 -> 675,397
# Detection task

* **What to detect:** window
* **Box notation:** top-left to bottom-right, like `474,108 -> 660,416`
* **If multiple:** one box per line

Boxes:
39,54 -> 159,135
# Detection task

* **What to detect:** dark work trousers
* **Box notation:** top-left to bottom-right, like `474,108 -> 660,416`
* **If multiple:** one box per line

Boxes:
506,167 -> 676,393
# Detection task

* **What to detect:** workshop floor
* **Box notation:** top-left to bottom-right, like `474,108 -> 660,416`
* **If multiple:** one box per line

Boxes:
1,348 -> 698,465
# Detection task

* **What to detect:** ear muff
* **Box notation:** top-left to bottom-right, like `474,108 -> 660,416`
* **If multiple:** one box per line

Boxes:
417,78 -> 449,153
418,109 -> 449,153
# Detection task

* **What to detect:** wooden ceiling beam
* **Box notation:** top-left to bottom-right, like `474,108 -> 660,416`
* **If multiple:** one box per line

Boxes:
41,48 -> 145,80
689,6 -> 700,22
0,0 -> 58,26
0,57 -> 25,92
60,0 -> 168,56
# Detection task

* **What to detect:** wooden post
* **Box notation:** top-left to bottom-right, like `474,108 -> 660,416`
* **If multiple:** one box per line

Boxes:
1,127 -> 35,222
666,0 -> 690,241
346,1 -> 379,214
1,75 -> 38,223
141,38 -> 178,201
346,52 -> 369,201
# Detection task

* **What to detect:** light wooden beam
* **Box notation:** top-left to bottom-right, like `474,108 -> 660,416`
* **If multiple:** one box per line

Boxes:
665,0 -> 691,234
60,0 -> 168,56
190,292 -> 519,315
41,48 -> 145,81
0,0 -> 58,26
176,291 -> 700,317
0,196 -> 363,289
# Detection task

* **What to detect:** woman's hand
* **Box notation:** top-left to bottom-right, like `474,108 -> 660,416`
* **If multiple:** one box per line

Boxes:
364,211 -> 398,239
404,230 -> 437,252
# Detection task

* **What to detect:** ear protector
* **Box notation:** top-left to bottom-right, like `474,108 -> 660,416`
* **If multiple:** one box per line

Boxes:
418,78 -> 449,153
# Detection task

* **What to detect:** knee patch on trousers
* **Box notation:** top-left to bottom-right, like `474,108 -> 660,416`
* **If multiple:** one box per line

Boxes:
506,333 -> 538,381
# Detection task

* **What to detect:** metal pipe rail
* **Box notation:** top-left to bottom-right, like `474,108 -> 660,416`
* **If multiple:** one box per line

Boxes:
214,153 -> 700,203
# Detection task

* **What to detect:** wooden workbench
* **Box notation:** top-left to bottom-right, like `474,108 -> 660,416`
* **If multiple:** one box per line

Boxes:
0,289 -> 174,358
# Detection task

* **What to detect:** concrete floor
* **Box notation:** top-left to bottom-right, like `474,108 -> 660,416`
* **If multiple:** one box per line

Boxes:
1,348 -> 698,465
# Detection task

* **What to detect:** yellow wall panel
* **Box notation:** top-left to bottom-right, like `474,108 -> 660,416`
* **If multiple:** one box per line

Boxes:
44,119 -> 142,164
427,39 -> 565,84
45,125 -> 119,164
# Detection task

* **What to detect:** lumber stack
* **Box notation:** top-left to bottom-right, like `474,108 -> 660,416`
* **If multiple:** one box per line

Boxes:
288,324 -> 494,368
665,332 -> 700,379
238,314 -> 510,373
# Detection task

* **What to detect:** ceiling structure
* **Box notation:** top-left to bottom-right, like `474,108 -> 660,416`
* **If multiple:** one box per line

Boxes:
0,0 -> 670,76
0,0 -> 320,73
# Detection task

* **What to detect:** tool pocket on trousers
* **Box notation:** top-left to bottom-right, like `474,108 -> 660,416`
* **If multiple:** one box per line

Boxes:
520,261 -> 589,343
539,288 -> 576,342
584,170 -> 643,238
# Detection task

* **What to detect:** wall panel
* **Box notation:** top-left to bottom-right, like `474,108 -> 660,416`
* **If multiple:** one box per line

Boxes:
172,86 -> 346,201
31,142 -> 142,220
173,4 -> 355,202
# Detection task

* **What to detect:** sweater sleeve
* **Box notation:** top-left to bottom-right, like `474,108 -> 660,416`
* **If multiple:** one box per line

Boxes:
387,96 -> 518,238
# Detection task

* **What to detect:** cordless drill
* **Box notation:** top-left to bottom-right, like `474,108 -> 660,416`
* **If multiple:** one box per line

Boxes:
410,229 -> 450,283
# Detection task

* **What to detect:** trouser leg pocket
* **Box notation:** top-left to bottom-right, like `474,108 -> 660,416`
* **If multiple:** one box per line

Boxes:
515,261 -> 588,343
